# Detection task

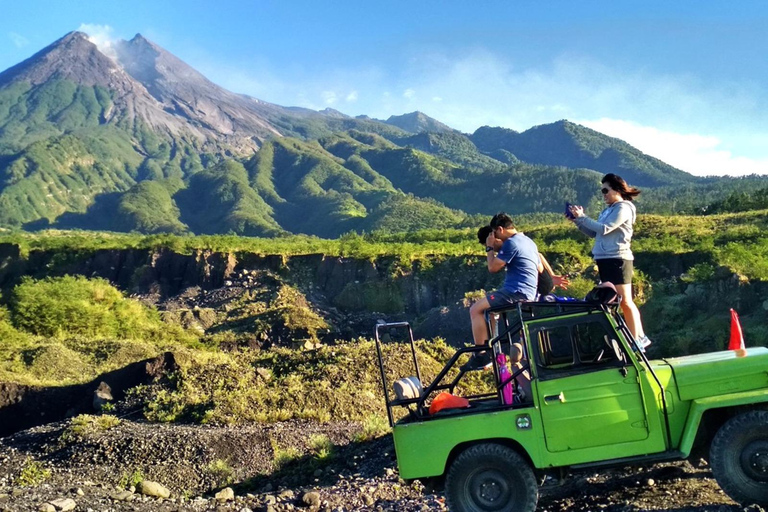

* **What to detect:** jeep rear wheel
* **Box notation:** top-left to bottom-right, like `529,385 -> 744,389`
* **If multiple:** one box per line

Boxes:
445,443 -> 537,512
710,410 -> 768,507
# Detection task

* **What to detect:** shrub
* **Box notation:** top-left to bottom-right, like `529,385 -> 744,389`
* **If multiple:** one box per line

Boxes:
25,344 -> 89,382
354,414 -> 390,442
9,275 -> 193,344
61,414 -> 121,442
308,434 -> 335,461
15,458 -> 51,486
118,468 -> 145,489
205,459 -> 235,487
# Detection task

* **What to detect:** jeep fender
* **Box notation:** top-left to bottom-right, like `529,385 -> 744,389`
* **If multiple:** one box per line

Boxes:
678,389 -> 768,456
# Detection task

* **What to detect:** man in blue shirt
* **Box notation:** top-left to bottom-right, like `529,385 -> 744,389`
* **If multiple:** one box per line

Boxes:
463,213 -> 539,371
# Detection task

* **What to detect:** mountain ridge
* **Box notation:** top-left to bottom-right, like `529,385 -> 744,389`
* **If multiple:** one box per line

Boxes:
384,111 -> 457,134
1,30 -> 755,236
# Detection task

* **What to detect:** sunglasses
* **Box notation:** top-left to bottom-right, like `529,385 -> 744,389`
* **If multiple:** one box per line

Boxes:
601,188 -> 610,195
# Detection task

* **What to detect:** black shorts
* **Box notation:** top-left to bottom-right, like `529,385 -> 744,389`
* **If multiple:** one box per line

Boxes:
596,259 -> 633,285
486,290 -> 528,308
537,270 -> 554,296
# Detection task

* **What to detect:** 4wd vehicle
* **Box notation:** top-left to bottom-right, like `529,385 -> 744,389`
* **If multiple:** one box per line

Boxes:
375,300 -> 768,512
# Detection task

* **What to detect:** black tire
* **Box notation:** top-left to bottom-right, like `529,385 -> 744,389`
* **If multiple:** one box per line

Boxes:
445,443 -> 538,512
710,410 -> 768,507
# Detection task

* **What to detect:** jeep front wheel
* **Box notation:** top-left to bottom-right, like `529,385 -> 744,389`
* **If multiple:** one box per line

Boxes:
445,443 -> 538,512
710,410 -> 768,507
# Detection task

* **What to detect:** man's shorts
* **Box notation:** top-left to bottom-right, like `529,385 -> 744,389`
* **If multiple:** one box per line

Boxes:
596,258 -> 633,285
486,290 -> 529,308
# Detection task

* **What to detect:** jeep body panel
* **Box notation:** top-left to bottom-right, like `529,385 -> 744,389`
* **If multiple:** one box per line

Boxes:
677,388 -> 768,456
664,348 -> 768,401
393,408 -> 542,480
646,362 -> 692,451
382,302 -> 768,493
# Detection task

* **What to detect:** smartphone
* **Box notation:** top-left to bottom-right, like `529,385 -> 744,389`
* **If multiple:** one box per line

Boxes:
565,202 -> 575,219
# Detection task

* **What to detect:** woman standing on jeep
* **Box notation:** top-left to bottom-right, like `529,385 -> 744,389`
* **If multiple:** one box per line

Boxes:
567,173 -> 650,349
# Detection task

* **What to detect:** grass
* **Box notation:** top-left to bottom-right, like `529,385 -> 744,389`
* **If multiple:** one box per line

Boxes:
118,468 -> 145,489
354,414 -> 391,442
205,459 -> 235,487
271,436 -> 302,471
3,209 -> 768,277
60,414 -> 121,442
0,213 -> 767,430
14,458 -> 51,487
138,338 -> 479,426
308,434 -> 335,461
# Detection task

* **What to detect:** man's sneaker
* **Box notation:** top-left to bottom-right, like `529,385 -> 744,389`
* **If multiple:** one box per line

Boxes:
460,351 -> 492,372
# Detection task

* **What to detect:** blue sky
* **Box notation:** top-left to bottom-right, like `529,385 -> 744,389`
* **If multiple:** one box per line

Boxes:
3,0 -> 768,176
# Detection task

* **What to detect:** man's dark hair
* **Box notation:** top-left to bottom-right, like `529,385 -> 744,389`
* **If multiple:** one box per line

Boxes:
490,212 -> 515,229
477,225 -> 493,244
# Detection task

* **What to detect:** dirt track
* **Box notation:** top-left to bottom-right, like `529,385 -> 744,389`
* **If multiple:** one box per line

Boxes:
0,419 -> 764,512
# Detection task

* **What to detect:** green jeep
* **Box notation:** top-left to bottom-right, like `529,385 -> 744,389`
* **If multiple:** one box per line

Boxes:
375,300 -> 768,511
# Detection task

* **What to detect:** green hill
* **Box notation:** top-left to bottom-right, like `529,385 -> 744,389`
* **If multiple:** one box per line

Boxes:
2,31 -> 768,237
470,121 -> 694,187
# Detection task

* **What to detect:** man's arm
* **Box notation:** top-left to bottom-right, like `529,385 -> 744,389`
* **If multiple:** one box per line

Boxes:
486,232 -> 507,273
487,252 -> 506,273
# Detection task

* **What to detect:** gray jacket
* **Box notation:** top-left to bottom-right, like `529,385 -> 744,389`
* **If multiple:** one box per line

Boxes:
574,201 -> 636,260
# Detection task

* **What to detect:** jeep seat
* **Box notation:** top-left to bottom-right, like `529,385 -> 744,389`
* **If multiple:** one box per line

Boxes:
393,376 -> 423,400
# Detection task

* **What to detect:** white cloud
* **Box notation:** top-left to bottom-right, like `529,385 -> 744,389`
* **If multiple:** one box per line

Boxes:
579,118 -> 768,177
321,91 -> 338,105
189,44 -> 768,176
78,23 -> 118,61
8,32 -> 28,48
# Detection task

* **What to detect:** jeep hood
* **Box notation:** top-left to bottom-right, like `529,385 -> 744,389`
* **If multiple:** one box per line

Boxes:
660,347 -> 768,401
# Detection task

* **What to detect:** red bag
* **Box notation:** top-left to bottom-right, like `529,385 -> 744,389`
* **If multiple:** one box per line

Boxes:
429,392 -> 470,415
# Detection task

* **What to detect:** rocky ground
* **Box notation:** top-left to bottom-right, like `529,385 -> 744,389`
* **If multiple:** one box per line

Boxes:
0,419 -> 765,512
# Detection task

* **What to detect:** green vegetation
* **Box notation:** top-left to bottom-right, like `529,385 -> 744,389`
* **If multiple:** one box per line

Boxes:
0,275 -> 196,385
116,179 -> 188,234
0,207 -> 766,429
14,458 -> 51,487
699,185 -> 768,215
4,78 -> 768,236
139,338 -> 482,425
61,414 -> 121,442
308,434 -> 335,461
177,160 -> 282,237
470,121 -> 693,187
354,415 -> 391,442
271,437 -> 302,470
205,459 -> 236,487
11,275 -> 176,339
118,468 -> 145,489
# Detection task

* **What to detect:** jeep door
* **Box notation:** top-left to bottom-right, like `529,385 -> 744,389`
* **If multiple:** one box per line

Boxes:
529,314 -> 658,460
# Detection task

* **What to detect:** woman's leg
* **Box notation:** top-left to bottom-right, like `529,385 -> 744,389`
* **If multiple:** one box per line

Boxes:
614,283 -> 645,339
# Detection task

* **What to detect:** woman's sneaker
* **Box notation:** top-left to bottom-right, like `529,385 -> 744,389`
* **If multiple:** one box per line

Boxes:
637,336 -> 652,351
460,351 -> 492,371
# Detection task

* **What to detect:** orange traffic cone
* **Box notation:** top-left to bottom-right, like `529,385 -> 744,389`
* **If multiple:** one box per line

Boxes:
728,308 -> 745,350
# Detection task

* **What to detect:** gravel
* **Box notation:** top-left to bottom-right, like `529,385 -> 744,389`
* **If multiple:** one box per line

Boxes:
0,419 -> 765,512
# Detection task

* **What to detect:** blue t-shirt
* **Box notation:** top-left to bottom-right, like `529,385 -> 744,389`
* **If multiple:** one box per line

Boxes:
496,233 -> 539,300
